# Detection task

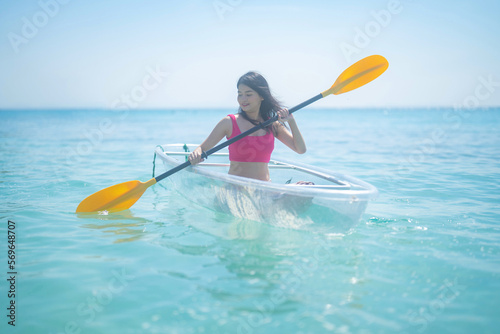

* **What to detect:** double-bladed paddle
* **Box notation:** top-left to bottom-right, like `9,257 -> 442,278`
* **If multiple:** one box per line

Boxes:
76,55 -> 389,213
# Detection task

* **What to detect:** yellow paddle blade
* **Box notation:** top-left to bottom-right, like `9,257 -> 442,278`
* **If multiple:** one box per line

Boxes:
76,178 -> 156,213
322,55 -> 389,97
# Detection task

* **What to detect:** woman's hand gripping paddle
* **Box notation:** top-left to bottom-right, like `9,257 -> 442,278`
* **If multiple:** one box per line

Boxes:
76,55 -> 389,213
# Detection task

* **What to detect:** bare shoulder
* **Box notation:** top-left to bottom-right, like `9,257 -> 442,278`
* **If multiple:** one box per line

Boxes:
273,120 -> 287,136
219,115 -> 232,128
215,115 -> 233,137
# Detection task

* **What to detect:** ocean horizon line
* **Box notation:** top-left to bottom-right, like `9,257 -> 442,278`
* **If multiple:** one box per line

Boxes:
1,106 -> 499,112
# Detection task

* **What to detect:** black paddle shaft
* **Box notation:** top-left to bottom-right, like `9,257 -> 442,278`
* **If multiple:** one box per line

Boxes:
155,93 -> 324,183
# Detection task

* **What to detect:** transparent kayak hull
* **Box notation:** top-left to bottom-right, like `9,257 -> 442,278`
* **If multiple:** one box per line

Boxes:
155,144 -> 378,232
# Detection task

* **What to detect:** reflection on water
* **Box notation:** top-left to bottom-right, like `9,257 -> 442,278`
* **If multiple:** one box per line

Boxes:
77,209 -> 150,243
158,197 -> 365,332
70,173 -> 369,332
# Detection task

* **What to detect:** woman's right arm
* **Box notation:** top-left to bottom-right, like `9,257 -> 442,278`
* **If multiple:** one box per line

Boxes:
188,116 -> 232,165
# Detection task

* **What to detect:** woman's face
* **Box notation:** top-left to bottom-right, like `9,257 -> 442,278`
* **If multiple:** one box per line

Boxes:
237,84 -> 263,115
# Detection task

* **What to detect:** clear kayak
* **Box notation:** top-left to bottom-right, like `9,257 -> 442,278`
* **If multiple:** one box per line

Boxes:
154,144 -> 378,232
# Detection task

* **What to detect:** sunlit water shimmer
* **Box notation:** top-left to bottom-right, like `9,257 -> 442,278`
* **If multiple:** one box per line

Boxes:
1,108 -> 499,334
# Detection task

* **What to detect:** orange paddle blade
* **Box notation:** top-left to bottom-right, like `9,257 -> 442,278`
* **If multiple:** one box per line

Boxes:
322,55 -> 389,97
76,178 -> 156,213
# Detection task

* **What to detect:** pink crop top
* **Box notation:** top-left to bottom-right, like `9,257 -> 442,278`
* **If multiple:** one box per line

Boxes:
227,114 -> 274,163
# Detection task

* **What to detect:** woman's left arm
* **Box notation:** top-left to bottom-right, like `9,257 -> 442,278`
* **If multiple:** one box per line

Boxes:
275,108 -> 307,154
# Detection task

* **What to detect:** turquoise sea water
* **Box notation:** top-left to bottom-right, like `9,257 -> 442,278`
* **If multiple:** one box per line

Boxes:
1,108 -> 499,334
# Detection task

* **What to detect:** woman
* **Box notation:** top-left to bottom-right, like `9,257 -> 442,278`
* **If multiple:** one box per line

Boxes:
188,71 -> 307,182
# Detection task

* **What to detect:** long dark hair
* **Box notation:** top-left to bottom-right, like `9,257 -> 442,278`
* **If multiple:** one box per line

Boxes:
237,71 -> 281,134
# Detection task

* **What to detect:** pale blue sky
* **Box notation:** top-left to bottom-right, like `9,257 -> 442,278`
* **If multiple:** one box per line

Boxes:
1,0 -> 499,109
